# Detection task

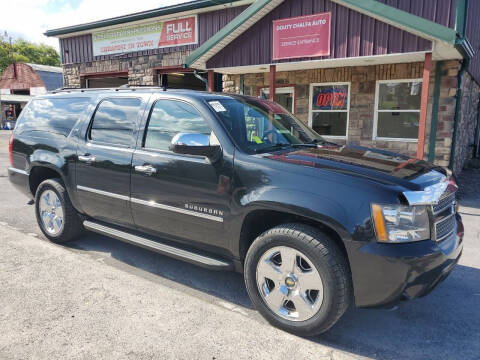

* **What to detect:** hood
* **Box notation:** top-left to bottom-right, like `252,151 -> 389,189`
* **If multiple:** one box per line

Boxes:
264,144 -> 445,191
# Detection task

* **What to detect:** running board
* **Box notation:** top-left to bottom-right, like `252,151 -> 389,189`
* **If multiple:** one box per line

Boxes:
83,221 -> 233,271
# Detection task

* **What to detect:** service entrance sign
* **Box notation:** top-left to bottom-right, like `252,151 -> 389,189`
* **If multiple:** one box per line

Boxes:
272,13 -> 331,60
92,15 -> 198,57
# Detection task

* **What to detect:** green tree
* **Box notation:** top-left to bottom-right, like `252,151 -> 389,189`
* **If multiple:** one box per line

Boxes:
0,38 -> 60,74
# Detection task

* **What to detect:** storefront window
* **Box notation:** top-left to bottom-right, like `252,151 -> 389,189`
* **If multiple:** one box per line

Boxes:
309,83 -> 350,138
374,80 -> 422,140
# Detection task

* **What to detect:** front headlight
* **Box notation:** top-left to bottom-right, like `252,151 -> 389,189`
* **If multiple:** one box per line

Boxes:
371,204 -> 430,243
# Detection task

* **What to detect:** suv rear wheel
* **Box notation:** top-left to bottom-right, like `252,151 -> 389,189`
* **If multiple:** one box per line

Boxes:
35,178 -> 83,243
244,223 -> 351,335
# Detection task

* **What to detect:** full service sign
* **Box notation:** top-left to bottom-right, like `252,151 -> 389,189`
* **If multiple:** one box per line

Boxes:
92,15 -> 198,56
272,13 -> 331,60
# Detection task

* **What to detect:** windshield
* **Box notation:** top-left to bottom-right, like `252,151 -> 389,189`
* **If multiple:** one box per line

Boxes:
206,96 -> 324,154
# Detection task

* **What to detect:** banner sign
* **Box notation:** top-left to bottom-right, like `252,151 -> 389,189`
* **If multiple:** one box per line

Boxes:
272,13 -> 331,60
92,15 -> 198,57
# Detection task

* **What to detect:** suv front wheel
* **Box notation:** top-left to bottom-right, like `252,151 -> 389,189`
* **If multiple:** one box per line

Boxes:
244,223 -> 351,336
35,178 -> 83,243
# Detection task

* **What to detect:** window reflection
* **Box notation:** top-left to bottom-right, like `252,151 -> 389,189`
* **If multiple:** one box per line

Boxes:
17,98 -> 91,136
144,100 -> 211,151
90,98 -> 141,146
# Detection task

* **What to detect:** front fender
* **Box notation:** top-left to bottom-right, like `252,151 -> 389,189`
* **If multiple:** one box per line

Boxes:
237,186 -> 353,242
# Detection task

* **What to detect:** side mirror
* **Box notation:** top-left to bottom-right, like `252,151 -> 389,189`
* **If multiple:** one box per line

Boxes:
170,133 -> 222,162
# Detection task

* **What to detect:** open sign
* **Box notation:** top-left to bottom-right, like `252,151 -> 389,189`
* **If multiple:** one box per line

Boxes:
313,87 -> 348,110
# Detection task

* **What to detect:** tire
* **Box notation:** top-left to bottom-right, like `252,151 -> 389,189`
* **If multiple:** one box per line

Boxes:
244,223 -> 352,336
35,178 -> 83,243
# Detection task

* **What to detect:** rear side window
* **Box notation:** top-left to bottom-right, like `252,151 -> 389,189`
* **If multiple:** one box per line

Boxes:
144,100 -> 211,151
16,97 -> 91,136
89,98 -> 141,147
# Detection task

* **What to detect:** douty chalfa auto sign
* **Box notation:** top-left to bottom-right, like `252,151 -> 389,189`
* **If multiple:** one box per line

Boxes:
272,13 -> 331,60
92,15 -> 198,57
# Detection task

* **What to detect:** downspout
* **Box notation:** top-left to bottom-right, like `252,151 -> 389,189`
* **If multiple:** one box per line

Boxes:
428,61 -> 443,163
455,0 -> 467,38
449,0 -> 469,170
58,39 -> 64,65
239,74 -> 245,95
474,99 -> 480,158
193,70 -> 208,91
448,58 -> 469,170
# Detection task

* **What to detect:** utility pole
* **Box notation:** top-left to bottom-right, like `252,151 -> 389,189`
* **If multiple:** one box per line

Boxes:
0,31 -> 14,129
4,31 -> 15,78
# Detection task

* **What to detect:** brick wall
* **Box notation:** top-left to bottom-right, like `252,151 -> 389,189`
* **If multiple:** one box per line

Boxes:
63,51 -> 191,88
223,61 -> 462,169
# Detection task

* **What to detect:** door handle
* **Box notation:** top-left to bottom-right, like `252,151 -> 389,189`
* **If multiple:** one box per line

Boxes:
135,165 -> 157,176
78,154 -> 96,164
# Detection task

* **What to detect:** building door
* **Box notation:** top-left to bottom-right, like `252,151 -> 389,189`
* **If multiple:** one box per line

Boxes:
260,87 -> 295,113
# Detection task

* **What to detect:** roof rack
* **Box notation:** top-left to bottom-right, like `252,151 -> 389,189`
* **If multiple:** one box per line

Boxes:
49,85 -> 168,94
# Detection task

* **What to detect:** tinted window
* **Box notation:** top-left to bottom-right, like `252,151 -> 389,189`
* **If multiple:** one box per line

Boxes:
89,98 -> 141,146
16,97 -> 91,136
144,100 -> 211,151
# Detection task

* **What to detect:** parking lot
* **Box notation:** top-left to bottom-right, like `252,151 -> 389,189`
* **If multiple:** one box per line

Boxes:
0,130 -> 479,360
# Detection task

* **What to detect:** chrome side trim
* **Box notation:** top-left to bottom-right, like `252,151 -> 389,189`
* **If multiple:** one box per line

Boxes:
8,167 -> 29,176
76,185 -> 224,222
83,220 -> 232,270
131,197 -> 224,223
86,142 -> 134,153
403,172 -> 456,206
77,185 -> 130,201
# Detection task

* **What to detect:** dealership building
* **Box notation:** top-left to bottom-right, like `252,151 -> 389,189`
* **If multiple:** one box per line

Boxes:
46,0 -> 480,173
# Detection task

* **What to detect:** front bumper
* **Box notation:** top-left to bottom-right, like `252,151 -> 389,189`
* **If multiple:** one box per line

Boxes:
347,214 -> 463,308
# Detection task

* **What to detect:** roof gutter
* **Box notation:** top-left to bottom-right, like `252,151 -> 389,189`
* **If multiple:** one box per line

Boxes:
44,0 -> 249,37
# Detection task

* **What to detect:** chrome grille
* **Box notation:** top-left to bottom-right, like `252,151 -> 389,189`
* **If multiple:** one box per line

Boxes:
435,214 -> 456,242
433,191 -> 456,215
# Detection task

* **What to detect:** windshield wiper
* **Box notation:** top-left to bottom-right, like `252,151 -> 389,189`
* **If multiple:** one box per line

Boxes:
254,143 -> 317,153
307,138 -> 326,145
254,143 -> 291,153
291,143 -> 318,148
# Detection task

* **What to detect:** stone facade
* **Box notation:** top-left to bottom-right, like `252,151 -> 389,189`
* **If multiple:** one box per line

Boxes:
452,71 -> 480,173
222,61 -> 470,171
63,50 -> 191,88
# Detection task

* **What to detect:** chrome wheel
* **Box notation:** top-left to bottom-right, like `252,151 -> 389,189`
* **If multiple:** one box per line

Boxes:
38,190 -> 64,236
256,246 -> 324,322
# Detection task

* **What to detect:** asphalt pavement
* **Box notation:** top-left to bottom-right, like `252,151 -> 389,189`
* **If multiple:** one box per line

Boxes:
0,130 -> 479,359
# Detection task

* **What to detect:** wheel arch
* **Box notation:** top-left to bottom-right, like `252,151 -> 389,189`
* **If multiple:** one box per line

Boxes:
238,208 -> 351,271
29,165 -> 64,197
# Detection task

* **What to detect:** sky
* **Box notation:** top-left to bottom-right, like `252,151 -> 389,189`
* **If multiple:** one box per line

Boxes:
1,0 -> 191,49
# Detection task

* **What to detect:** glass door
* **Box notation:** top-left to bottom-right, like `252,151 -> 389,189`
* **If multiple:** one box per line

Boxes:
260,87 -> 295,113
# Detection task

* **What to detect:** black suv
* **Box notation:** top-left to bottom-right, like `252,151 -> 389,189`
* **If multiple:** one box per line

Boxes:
8,88 -> 463,335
